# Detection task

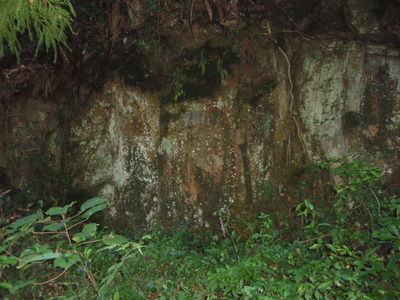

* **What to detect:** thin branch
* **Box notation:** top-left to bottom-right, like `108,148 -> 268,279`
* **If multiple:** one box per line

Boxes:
287,133 -> 291,163
33,268 -> 68,286
62,215 -> 99,291
32,216 -> 88,235
82,260 -> 98,291
0,189 -> 11,197
3,249 -> 21,261
270,0 -> 311,41
78,239 -> 102,246
62,215 -> 73,246
276,45 -> 294,112
281,29 -> 311,41
33,230 -> 61,235
360,196 -> 373,222
299,233 -> 330,244
292,113 -> 309,158
6,221 -> 35,253
189,0 -> 195,40
367,186 -> 381,216
300,225 -> 368,243
70,210 -> 84,220
67,218 -> 89,231
204,0 -> 213,21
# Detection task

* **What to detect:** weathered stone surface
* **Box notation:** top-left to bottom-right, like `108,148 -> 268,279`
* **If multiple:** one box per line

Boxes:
0,97 -> 63,203
67,38 -> 399,229
157,81 -> 272,229
297,40 -> 400,164
1,36 -> 399,230
70,81 -> 160,229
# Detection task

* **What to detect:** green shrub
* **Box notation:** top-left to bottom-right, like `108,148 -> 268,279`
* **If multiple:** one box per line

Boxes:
0,197 -> 142,299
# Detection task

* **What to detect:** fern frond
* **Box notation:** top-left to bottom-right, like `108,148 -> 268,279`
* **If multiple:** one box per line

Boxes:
0,0 -> 75,61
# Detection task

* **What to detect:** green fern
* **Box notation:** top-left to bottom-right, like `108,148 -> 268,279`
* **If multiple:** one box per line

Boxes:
0,0 -> 76,61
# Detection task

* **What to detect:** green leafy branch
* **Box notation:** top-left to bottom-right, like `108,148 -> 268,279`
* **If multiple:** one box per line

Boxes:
0,197 -> 138,295
198,49 -> 209,76
0,0 -> 76,61
171,67 -> 186,101
217,57 -> 228,81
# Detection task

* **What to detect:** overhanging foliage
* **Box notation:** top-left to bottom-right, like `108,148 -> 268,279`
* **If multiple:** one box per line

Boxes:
0,0 -> 75,60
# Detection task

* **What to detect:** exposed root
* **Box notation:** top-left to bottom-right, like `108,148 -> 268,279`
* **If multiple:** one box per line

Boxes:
264,21 -> 310,163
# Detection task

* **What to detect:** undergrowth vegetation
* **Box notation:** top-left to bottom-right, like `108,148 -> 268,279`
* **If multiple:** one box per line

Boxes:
0,158 -> 399,299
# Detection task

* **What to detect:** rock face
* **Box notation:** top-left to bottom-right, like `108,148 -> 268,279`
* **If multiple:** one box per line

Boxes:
70,81 -> 160,229
69,69 -> 275,230
298,41 -> 400,160
1,3 -> 400,230
67,39 -> 400,230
